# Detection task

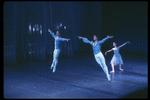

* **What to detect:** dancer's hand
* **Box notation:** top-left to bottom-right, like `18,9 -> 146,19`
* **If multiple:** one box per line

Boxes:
78,36 -> 82,39
109,36 -> 113,39
105,52 -> 107,55
48,29 -> 51,33
67,39 -> 71,42
127,41 -> 131,44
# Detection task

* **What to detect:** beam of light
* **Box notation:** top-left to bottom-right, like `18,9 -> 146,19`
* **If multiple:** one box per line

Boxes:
64,26 -> 66,29
40,25 -> 42,35
36,24 -> 39,31
40,30 -> 42,35
29,51 -> 32,54
29,23 -> 31,31
33,27 -> 35,32
60,23 -> 62,27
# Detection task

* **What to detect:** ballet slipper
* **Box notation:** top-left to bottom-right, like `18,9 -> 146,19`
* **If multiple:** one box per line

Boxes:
110,71 -> 115,73
120,68 -> 123,71
53,66 -> 56,73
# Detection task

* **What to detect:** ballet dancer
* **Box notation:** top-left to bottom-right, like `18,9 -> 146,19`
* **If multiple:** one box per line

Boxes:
78,35 -> 113,81
48,29 -> 70,73
105,41 -> 131,73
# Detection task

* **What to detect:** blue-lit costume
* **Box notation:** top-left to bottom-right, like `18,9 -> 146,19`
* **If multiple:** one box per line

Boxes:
81,35 -> 111,81
50,31 -> 68,73
110,48 -> 123,65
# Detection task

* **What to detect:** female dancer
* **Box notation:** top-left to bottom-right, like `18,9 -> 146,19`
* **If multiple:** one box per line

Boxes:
48,29 -> 70,73
105,41 -> 130,73
78,35 -> 113,81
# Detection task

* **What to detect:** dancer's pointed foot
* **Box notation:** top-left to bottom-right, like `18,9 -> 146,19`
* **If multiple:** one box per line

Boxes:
120,68 -> 123,71
53,66 -> 56,73
110,71 -> 115,73
50,65 -> 53,70
107,74 -> 111,81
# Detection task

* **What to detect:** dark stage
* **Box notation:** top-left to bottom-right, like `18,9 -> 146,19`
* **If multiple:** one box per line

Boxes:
4,1 -> 148,99
4,54 -> 148,99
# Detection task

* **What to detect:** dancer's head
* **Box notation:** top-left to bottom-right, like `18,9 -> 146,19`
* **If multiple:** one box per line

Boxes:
93,35 -> 98,41
113,42 -> 117,47
56,31 -> 61,36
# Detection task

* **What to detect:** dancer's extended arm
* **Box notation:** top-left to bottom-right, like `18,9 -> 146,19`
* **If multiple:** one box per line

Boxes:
48,29 -> 70,41
117,41 -> 131,49
105,48 -> 113,55
78,36 -> 93,45
59,38 -> 71,42
48,28 -> 56,39
99,35 -> 113,44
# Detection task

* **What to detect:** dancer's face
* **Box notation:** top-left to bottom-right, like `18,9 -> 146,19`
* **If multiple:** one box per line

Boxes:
113,42 -> 116,47
93,35 -> 98,41
56,31 -> 60,36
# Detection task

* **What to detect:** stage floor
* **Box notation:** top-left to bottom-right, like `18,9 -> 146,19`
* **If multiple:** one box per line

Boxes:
4,54 -> 148,99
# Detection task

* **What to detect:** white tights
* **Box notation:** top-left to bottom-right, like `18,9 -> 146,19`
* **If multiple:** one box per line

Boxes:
51,49 -> 60,73
94,52 -> 111,81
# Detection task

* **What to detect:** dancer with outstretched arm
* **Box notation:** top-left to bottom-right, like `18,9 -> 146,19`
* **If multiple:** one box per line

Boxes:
78,35 -> 113,81
48,29 -> 70,73
105,41 -> 131,73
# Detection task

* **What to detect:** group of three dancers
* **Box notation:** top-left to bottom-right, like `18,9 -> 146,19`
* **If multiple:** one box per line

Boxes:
48,28 -> 130,81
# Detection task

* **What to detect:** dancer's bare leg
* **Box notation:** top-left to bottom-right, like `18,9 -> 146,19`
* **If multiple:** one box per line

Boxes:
119,64 -> 123,71
110,63 -> 115,73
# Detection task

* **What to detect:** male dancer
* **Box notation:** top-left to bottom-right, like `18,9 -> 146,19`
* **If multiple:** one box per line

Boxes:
48,29 -> 70,73
78,35 -> 113,81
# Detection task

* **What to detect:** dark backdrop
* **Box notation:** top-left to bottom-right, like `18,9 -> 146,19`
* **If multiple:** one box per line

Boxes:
4,1 -> 148,65
101,2 -> 148,56
4,1 -> 81,64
